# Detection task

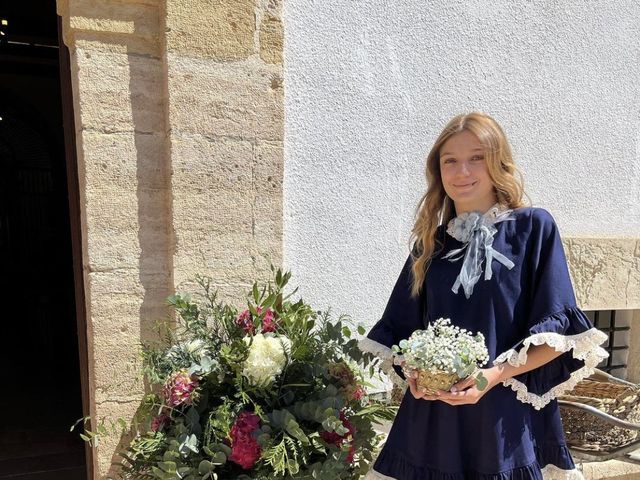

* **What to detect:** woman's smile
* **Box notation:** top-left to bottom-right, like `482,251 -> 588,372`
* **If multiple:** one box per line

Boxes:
454,181 -> 478,189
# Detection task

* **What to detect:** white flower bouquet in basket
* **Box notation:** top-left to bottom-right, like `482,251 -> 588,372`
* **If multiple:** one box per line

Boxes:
391,318 -> 490,395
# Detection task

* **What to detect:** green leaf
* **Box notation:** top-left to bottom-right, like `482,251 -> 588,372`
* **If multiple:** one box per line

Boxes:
211,451 -> 226,465
198,460 -> 213,475
475,372 -> 489,391
158,461 -> 177,473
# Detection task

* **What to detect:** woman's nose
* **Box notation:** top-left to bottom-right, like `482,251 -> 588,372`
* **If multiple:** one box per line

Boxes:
458,161 -> 470,175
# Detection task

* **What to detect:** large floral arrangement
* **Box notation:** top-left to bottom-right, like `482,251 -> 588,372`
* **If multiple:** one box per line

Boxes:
102,269 -> 394,479
392,318 -> 490,394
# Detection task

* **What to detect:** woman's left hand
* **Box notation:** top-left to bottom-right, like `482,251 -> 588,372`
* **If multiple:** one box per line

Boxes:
435,368 -> 501,406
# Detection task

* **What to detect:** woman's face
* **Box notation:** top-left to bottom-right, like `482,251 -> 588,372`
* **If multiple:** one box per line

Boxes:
439,130 -> 497,214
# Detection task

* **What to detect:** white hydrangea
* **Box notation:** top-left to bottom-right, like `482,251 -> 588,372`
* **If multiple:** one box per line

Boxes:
242,333 -> 292,387
396,318 -> 489,376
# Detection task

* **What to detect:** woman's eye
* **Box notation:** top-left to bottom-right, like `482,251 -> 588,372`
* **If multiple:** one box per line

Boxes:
471,156 -> 484,161
444,158 -> 455,164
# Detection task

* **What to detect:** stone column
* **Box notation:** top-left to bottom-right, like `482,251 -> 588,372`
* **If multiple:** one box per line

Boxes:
57,0 -> 174,476
57,0 -> 283,476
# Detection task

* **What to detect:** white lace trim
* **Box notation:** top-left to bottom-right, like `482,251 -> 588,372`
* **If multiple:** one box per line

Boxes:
363,464 -> 584,479
493,327 -> 609,410
357,337 -> 407,388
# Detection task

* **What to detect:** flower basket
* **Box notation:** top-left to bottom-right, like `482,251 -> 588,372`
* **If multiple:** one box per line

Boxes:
416,370 -> 461,395
393,318 -> 489,394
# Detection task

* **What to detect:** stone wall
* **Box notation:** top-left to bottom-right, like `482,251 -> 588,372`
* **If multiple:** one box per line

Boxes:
56,0 -> 283,476
565,238 -> 640,311
165,0 -> 284,295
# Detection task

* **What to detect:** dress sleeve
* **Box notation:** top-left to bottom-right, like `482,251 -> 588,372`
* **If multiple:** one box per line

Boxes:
358,250 -> 425,386
493,209 -> 609,410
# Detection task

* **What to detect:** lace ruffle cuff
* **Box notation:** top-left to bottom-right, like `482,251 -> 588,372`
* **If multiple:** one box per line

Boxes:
493,306 -> 609,410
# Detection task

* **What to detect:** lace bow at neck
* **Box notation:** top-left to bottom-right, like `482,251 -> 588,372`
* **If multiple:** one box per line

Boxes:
444,203 -> 516,299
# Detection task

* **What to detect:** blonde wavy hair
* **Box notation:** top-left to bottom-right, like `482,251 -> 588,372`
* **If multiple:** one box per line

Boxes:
408,112 -> 530,297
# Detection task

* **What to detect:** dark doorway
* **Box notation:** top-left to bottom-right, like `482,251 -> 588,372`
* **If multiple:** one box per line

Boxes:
0,1 -> 88,479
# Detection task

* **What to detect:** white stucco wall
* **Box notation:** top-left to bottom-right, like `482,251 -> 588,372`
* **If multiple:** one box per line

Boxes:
283,2 -> 640,330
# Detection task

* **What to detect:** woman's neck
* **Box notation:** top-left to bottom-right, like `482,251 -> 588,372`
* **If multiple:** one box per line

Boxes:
454,197 -> 499,216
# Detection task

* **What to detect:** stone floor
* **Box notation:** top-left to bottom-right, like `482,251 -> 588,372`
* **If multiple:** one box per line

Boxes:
578,452 -> 640,480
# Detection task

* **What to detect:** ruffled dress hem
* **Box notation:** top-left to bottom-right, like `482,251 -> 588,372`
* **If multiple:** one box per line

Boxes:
365,444 -> 584,479
364,463 -> 584,480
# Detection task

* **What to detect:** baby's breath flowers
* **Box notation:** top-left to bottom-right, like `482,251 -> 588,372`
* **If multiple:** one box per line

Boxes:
392,318 -> 490,390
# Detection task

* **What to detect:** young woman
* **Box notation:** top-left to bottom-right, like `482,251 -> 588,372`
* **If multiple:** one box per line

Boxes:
359,112 -> 609,480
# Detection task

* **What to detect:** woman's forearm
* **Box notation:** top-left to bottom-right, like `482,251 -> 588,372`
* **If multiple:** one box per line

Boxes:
487,344 -> 566,385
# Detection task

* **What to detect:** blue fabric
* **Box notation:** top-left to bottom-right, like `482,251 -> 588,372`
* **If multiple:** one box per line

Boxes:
366,207 -> 597,479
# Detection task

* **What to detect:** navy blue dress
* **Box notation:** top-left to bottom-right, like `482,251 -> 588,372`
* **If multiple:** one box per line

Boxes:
362,207 -> 609,480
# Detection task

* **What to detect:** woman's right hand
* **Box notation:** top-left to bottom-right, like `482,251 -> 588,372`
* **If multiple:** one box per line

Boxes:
403,362 -> 441,401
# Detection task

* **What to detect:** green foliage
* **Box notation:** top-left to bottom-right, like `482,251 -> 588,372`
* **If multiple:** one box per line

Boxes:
75,264 -> 394,479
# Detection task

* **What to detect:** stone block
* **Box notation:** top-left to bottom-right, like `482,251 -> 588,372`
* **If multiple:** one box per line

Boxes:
259,12 -> 283,64
75,47 -> 164,132
564,238 -> 640,310
254,140 -> 283,193
68,1 -> 159,40
74,31 -> 161,57
166,0 -> 255,60
173,228 -> 256,287
93,339 -> 144,403
91,399 -> 140,477
82,131 -> 169,190
171,134 -> 254,192
167,59 -> 283,141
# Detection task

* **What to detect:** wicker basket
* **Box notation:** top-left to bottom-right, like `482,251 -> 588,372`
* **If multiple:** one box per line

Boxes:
559,371 -> 640,453
416,369 -> 460,395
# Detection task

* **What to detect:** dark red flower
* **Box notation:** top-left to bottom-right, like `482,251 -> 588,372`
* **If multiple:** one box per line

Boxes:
229,411 -> 262,469
320,411 -> 356,463
150,414 -> 170,432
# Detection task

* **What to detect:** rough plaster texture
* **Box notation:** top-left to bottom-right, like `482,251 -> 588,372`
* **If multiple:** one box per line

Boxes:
57,0 -> 283,476
283,1 -> 640,339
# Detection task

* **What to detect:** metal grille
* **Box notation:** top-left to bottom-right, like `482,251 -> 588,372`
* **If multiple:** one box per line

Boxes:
585,310 -> 629,375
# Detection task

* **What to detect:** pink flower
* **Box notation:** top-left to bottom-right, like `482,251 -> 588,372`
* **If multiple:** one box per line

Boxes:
350,385 -> 366,401
229,411 -> 262,469
236,309 -> 256,334
235,307 -> 278,334
151,414 -> 170,432
163,369 -> 199,408
261,308 -> 277,333
320,412 -> 356,463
